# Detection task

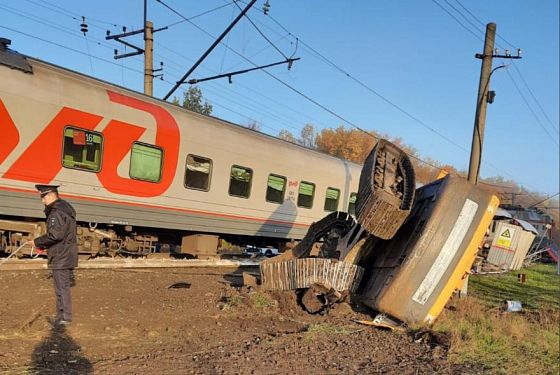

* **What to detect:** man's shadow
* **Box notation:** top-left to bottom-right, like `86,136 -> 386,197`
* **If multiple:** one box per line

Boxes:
29,323 -> 92,374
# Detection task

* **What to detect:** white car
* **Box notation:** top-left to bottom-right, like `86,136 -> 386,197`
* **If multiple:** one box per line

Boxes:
244,246 -> 279,257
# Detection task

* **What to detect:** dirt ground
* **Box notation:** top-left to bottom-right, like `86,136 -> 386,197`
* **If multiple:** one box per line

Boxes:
0,266 -> 481,374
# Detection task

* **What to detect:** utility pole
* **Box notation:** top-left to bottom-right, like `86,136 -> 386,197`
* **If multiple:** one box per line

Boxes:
467,23 -> 522,184
106,0 -> 166,96
144,21 -> 154,96
467,23 -> 496,184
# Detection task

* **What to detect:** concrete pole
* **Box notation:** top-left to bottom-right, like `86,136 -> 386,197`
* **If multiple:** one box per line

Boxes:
144,20 -> 153,96
468,23 -> 496,184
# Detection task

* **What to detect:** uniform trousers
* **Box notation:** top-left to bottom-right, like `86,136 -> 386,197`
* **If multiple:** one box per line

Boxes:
52,268 -> 73,322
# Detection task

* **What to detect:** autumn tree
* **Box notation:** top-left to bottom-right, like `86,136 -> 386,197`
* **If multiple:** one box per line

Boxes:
172,86 -> 213,115
315,125 -> 377,164
278,129 -> 296,143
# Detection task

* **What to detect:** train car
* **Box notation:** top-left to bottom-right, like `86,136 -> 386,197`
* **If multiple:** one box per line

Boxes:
0,39 -> 361,256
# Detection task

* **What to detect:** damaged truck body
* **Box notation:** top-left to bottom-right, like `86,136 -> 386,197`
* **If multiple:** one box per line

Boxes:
261,139 -> 498,326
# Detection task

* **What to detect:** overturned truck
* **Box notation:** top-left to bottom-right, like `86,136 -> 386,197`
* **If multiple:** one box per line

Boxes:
260,139 -> 499,326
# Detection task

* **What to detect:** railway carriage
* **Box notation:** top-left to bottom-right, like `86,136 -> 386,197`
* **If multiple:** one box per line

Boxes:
0,40 -> 361,256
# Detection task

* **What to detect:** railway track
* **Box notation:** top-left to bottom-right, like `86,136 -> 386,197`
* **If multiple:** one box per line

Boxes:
0,257 -> 260,271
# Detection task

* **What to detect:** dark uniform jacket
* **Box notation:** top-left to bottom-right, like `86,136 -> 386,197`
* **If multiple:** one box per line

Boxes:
34,199 -> 78,270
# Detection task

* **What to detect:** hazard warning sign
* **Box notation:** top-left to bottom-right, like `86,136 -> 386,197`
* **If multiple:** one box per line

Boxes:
496,227 -> 515,248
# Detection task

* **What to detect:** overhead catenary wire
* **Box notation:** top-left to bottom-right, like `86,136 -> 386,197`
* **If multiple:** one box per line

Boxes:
6,1 -> 554,195
232,0 -> 288,60
0,2 -> 311,137
154,0 -> 445,172
0,25 -> 144,75
162,1 -> 236,29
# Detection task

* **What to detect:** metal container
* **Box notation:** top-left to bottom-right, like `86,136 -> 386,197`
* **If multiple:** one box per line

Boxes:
359,174 -> 499,325
487,222 -> 535,271
503,300 -> 522,312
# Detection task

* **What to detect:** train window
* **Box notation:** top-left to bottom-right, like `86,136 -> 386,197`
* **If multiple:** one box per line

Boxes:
266,174 -> 286,203
62,127 -> 103,172
229,165 -> 252,198
185,154 -> 212,191
129,142 -> 163,183
348,192 -> 357,215
324,187 -> 340,212
297,181 -> 315,208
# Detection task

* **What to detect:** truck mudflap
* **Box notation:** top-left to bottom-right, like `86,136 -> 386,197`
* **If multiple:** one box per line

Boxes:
359,174 -> 499,325
356,139 -> 415,240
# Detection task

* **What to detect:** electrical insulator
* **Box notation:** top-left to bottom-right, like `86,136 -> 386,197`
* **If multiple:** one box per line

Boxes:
80,16 -> 88,36
263,0 -> 270,15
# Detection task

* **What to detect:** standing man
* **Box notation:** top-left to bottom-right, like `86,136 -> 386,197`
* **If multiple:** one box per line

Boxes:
29,185 -> 78,325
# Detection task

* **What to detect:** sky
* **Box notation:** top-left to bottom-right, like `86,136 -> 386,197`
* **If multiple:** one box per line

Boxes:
1,0 -> 558,197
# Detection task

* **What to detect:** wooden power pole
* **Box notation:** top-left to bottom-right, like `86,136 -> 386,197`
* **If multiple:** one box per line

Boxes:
468,23 -> 496,185
467,23 -> 522,184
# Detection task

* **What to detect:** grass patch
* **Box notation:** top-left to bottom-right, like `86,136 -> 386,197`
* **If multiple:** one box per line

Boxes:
433,264 -> 559,374
469,264 -> 559,310
303,323 -> 362,342
249,292 -> 275,309
220,295 -> 243,311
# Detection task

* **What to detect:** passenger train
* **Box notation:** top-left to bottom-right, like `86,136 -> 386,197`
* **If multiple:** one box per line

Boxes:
0,39 -> 361,255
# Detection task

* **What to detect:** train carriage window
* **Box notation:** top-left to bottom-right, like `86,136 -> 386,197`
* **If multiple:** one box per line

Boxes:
324,187 -> 340,212
185,154 -> 212,191
229,165 -> 252,198
266,174 -> 286,203
62,127 -> 103,172
129,142 -> 163,183
297,181 -> 315,208
348,192 -> 357,215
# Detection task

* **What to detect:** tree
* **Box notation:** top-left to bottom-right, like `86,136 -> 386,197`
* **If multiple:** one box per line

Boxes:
299,123 -> 316,148
245,119 -> 262,131
278,129 -> 296,143
172,86 -> 213,115
315,125 -> 377,164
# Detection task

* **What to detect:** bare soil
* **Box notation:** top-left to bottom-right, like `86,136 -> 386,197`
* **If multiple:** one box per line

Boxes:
0,267 -> 482,374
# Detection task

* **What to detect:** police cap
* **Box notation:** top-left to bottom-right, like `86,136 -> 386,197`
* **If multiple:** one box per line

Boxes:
35,184 -> 59,197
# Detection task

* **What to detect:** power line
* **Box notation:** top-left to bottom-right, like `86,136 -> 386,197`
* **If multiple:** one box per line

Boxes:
430,0 -> 558,194
453,0 -> 518,50
247,2 -> 471,155
0,25 -> 144,75
430,0 -> 484,42
451,0 -> 559,135
511,62 -> 559,133
22,0 -> 123,30
162,2 -> 236,29
2,0 -> 318,135
502,67 -> 559,147
144,1 -> 443,171
232,0 -> 288,60
247,1 -> 539,182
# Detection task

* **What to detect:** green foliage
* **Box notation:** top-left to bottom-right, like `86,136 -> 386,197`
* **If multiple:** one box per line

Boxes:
220,294 -> 243,311
172,86 -> 213,115
470,264 -> 560,310
433,264 -> 559,374
249,292 -> 275,309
